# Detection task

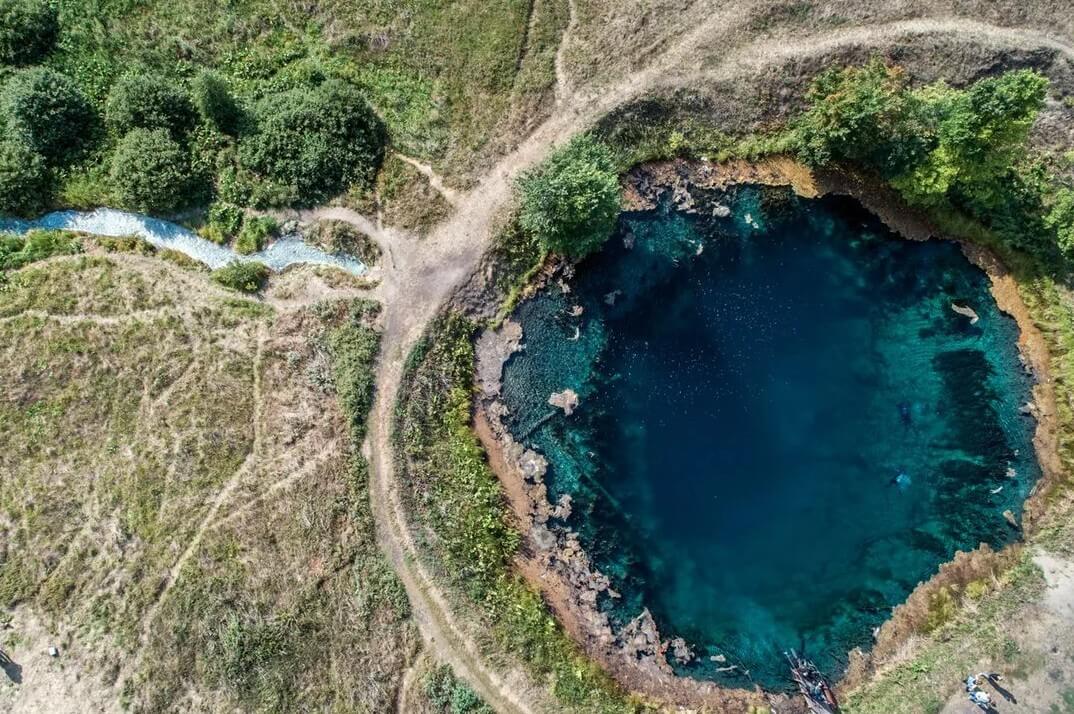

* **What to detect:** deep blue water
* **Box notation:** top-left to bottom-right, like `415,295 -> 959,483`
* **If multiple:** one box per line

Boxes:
499,187 -> 1040,689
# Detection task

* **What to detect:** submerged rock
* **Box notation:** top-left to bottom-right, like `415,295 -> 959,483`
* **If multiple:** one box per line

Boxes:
951,302 -> 980,324
549,389 -> 580,415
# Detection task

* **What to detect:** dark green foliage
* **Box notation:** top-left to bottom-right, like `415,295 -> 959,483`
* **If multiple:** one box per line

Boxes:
238,80 -> 386,207
202,201 -> 245,245
517,135 -> 621,258
423,664 -> 494,714
211,260 -> 269,292
794,62 -> 1062,261
0,140 -> 49,215
110,128 -> 190,214
0,0 -> 58,66
894,70 -> 1049,209
0,229 -> 81,270
793,59 -> 934,178
234,216 -> 277,255
104,74 -> 197,140
1,67 -> 94,164
1045,187 -> 1074,258
191,71 -> 242,136
325,299 -> 382,442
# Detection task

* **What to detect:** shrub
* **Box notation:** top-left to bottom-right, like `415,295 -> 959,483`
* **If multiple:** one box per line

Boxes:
792,58 -> 934,178
238,80 -> 386,206
304,219 -> 381,264
234,216 -> 276,255
1,67 -> 95,164
206,200 -> 242,239
1045,187 -> 1074,258
0,0 -> 58,66
212,260 -> 269,292
517,135 -> 620,258
0,140 -> 49,215
0,229 -> 81,270
110,128 -> 190,214
191,70 -> 242,135
105,74 -> 197,139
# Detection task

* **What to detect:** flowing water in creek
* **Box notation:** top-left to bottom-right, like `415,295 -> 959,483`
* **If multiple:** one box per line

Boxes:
499,186 -> 1041,689
0,208 -> 366,273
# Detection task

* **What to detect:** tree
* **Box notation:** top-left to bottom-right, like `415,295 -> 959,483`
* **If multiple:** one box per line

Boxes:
792,58 -> 935,178
191,70 -> 242,135
1045,187 -> 1074,259
238,79 -> 386,206
517,135 -> 620,258
110,129 -> 190,214
893,70 -> 1048,208
0,140 -> 50,215
0,0 -> 58,66
105,74 -> 197,139
1,67 -> 95,165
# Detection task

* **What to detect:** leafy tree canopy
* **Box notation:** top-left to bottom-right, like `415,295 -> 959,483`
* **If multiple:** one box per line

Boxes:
110,128 -> 191,214
191,71 -> 243,136
1,67 -> 95,164
0,0 -> 58,66
0,140 -> 50,216
517,135 -> 621,258
105,74 -> 198,139
793,58 -> 935,178
238,80 -> 386,207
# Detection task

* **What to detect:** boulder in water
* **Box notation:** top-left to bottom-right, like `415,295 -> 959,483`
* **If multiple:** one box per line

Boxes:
549,389 -> 579,415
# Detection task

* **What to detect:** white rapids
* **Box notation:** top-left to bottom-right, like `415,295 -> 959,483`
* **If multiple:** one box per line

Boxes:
0,208 -> 367,274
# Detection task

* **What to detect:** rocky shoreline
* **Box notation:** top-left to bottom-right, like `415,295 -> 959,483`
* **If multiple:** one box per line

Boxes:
469,156 -> 1062,709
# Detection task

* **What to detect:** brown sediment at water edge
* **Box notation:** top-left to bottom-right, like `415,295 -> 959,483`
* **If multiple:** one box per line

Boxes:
470,156 -> 1062,707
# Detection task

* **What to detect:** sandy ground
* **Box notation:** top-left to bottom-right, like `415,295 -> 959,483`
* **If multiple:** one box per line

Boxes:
940,554 -> 1074,714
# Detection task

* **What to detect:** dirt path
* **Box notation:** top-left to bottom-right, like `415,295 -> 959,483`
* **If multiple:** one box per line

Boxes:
394,152 -> 463,207
350,15 -> 1074,714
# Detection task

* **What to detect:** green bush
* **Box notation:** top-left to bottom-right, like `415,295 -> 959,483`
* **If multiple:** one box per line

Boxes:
212,261 -> 269,292
0,140 -> 49,215
793,61 -> 1062,260
191,70 -> 242,136
110,128 -> 190,214
0,0 -> 58,66
105,74 -> 197,140
0,229 -> 81,270
1045,187 -> 1074,258
238,80 -> 386,207
206,201 -> 244,242
1,67 -> 95,164
234,216 -> 277,255
517,135 -> 620,258
792,58 -> 934,178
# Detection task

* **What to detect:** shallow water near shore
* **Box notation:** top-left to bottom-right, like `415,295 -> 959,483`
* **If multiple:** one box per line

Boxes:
499,187 -> 1041,689
0,208 -> 366,273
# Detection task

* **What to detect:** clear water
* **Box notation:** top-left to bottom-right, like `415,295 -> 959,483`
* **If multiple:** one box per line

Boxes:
499,187 -> 1040,689
0,208 -> 366,273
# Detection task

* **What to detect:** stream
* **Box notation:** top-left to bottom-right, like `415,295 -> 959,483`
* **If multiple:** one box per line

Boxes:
0,208 -> 367,274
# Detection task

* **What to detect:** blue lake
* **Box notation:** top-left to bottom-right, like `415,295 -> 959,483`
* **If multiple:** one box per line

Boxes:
499,187 -> 1040,688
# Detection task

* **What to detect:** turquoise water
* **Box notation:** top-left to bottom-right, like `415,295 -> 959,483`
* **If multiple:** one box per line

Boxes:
499,187 -> 1040,689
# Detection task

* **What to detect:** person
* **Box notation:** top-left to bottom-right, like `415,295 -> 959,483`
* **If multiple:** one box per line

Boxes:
965,673 -> 979,692
969,688 -> 992,709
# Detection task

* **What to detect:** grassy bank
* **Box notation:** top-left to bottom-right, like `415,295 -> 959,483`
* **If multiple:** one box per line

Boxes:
393,311 -> 636,712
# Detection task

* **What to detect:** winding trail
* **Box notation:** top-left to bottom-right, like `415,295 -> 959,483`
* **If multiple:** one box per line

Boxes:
345,14 -> 1074,714
345,15 -> 1074,714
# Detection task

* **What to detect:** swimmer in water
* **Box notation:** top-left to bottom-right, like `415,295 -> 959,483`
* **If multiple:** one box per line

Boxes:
897,401 -> 912,427
890,469 -> 911,489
